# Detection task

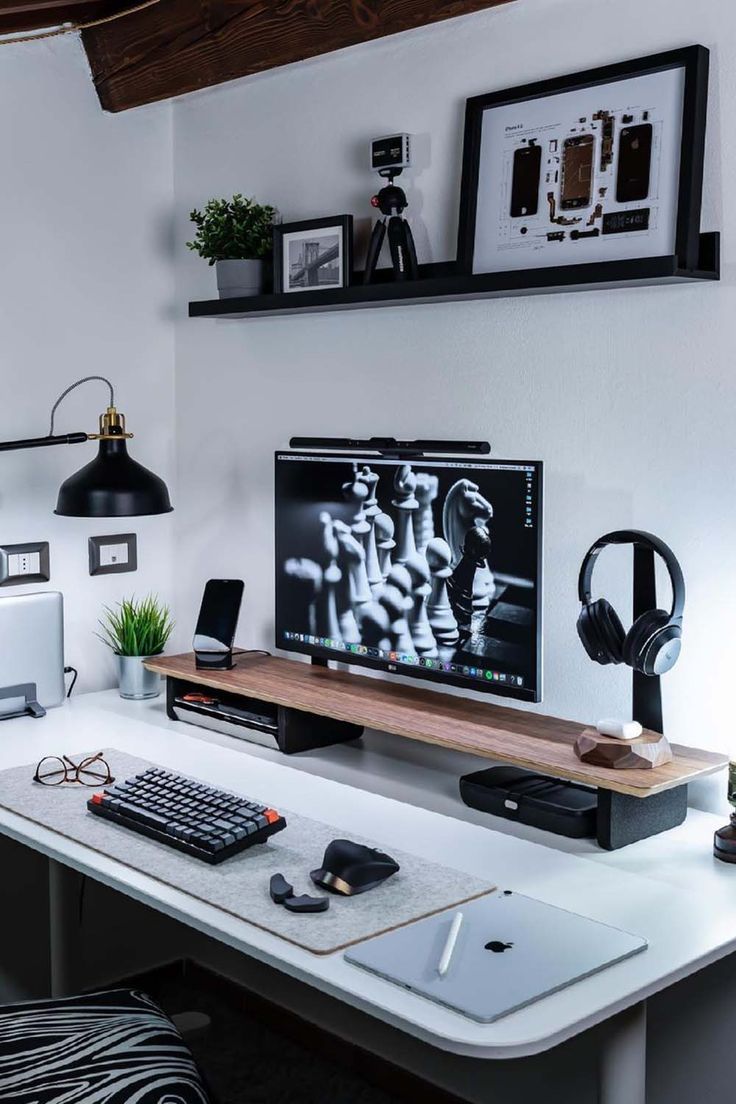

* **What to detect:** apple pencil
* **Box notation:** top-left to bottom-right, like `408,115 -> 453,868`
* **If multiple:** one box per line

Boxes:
437,911 -> 464,977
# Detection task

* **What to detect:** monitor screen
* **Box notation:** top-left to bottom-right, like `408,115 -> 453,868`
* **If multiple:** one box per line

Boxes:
274,451 -> 543,702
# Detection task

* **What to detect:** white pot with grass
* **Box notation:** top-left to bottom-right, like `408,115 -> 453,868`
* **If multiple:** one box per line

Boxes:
98,596 -> 174,701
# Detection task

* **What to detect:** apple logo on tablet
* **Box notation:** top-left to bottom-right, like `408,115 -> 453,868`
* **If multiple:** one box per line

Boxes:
485,940 -> 514,953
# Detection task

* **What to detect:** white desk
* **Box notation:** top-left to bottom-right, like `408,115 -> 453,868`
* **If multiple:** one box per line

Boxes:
0,690 -> 732,1104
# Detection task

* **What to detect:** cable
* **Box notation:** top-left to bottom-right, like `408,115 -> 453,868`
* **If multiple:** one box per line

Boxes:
48,376 -> 114,437
0,0 -> 161,47
64,666 -> 78,698
232,649 -> 272,658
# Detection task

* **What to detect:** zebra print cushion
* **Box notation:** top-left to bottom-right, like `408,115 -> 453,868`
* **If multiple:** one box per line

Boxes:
0,988 -> 211,1103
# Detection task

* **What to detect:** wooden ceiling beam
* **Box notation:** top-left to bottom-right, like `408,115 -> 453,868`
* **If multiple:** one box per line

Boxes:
82,0 -> 514,113
0,0 -> 98,14
0,0 -> 129,34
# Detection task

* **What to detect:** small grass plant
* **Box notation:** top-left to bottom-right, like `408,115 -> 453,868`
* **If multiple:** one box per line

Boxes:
97,595 -> 174,657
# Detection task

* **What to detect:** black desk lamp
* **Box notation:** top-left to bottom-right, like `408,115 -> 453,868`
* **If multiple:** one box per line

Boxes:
0,376 -> 172,517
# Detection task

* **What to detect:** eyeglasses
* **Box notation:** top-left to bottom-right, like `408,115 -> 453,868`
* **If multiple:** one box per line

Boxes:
33,752 -> 114,788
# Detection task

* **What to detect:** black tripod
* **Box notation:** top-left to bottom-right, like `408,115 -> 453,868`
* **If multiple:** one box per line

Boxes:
363,170 -> 418,284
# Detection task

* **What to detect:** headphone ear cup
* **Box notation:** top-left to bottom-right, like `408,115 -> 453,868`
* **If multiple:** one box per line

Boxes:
623,610 -> 674,674
646,622 -> 682,676
577,604 -> 601,663
577,599 -> 626,665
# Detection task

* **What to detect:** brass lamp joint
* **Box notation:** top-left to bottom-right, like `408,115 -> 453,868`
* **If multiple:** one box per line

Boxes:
87,406 -> 134,441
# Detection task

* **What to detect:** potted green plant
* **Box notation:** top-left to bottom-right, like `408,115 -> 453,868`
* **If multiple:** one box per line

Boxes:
97,595 -> 174,700
187,194 -> 277,298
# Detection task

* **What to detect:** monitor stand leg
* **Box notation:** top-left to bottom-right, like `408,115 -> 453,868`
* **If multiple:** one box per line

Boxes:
599,1000 -> 647,1104
311,657 -> 328,668
597,785 -> 687,850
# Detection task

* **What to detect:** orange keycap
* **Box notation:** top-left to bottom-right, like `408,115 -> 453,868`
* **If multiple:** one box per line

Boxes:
264,808 -> 280,824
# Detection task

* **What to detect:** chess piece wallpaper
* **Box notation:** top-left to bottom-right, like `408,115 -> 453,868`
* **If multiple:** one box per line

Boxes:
392,464 -> 419,565
405,551 -> 438,657
374,512 -> 396,581
426,537 -> 459,648
275,455 -> 538,689
413,472 -> 438,554
443,478 -> 495,610
354,465 -> 383,592
447,523 -> 492,635
283,558 -> 322,639
316,511 -> 342,641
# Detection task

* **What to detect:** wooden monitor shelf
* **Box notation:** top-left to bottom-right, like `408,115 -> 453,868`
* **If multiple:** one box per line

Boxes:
147,653 -> 725,844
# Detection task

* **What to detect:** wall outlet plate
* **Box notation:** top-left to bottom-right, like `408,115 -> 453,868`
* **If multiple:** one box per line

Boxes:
89,533 -> 137,576
0,542 -> 50,587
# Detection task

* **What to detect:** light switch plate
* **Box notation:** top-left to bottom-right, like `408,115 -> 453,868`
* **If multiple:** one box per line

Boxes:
0,542 -> 50,587
89,533 -> 137,576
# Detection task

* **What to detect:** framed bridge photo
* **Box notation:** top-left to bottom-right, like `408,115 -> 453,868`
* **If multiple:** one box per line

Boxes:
274,215 -> 353,294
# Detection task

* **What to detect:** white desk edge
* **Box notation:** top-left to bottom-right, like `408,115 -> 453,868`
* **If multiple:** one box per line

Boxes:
0,690 -> 734,1062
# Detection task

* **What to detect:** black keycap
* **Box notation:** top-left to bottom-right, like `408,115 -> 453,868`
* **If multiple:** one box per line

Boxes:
117,801 -> 170,831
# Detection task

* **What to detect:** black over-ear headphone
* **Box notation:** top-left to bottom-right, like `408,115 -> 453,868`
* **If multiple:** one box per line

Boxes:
577,530 -> 685,677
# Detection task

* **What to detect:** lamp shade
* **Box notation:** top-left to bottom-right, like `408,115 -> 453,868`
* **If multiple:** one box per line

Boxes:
54,438 -> 172,517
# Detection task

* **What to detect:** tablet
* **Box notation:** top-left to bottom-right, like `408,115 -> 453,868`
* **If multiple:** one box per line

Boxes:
345,890 -> 647,1023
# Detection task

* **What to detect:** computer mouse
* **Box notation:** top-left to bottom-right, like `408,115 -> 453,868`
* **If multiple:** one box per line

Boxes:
310,838 -> 400,896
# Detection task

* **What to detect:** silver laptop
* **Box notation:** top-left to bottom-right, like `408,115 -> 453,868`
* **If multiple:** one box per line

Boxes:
0,592 -> 65,717
345,890 -> 647,1023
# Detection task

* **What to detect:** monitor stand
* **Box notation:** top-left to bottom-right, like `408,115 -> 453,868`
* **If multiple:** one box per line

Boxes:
146,652 -> 725,851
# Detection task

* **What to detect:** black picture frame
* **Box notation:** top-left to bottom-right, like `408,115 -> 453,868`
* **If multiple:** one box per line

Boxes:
457,45 -> 710,277
273,215 -> 353,294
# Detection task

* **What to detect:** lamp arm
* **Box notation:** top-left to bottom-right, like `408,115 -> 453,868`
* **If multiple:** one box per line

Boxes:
0,375 -> 115,453
0,432 -> 89,453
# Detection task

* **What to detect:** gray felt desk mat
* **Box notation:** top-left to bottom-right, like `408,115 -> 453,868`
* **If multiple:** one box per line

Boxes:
0,750 -> 494,955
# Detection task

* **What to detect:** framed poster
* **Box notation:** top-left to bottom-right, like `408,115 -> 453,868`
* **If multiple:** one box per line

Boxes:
273,216 -> 353,294
457,46 -> 709,276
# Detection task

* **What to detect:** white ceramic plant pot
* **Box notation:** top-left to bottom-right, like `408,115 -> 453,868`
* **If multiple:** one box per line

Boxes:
116,655 -> 161,700
216,258 -> 264,298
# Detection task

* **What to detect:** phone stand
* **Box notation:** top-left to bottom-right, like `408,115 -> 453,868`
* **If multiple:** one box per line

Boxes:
194,649 -> 234,672
192,578 -> 244,671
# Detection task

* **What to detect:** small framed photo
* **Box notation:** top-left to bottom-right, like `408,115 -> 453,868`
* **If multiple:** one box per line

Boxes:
274,216 -> 353,294
457,46 -> 709,277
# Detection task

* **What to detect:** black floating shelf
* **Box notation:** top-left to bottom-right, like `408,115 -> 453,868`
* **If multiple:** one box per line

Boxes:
189,233 -> 719,320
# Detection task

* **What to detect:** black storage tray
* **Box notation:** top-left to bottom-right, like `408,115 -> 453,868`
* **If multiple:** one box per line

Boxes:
172,680 -> 279,735
459,765 -> 598,839
164,674 -> 363,754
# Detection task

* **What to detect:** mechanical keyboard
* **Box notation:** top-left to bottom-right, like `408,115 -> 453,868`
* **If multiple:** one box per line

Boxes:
87,766 -> 287,864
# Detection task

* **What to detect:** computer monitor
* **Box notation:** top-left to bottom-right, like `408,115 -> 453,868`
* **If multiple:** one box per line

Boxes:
275,450 -> 543,702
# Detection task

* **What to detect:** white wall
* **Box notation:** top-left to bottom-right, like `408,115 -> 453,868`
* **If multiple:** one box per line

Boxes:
172,0 -> 736,811
0,36 -> 176,692
0,11 -> 731,1095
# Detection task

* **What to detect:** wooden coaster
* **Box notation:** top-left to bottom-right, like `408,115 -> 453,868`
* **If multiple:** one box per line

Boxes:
575,728 -> 673,770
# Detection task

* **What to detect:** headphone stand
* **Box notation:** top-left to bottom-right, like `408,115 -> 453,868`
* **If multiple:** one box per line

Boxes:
596,544 -> 682,849
632,544 -> 664,735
